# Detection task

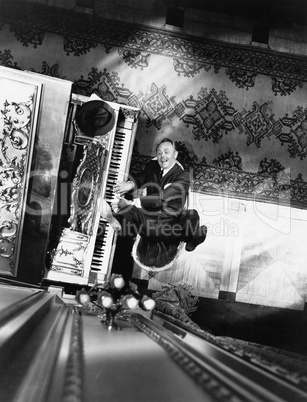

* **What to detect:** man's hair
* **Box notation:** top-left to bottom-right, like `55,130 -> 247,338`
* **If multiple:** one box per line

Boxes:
156,137 -> 177,151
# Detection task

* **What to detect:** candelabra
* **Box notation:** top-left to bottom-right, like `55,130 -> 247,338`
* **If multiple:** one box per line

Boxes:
75,274 -> 156,330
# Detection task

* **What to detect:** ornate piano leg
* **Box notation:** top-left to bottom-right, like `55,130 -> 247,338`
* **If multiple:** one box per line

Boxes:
99,198 -> 121,232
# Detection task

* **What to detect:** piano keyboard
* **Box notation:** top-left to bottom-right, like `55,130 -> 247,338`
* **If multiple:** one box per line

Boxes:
105,124 -> 134,203
89,218 -> 115,284
86,104 -> 137,285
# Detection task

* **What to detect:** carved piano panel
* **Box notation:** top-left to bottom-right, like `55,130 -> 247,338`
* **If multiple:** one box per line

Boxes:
0,67 -> 72,284
45,94 -> 139,286
0,72 -> 42,277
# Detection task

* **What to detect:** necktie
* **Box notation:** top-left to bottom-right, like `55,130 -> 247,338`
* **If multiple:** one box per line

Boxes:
159,169 -> 164,181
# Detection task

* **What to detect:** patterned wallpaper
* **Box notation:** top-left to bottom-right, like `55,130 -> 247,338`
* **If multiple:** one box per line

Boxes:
1,0 -> 307,209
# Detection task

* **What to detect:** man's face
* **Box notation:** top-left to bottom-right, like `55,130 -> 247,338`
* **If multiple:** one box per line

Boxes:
156,141 -> 178,170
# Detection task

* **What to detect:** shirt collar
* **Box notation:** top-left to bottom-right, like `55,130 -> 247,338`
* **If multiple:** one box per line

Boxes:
161,162 -> 176,177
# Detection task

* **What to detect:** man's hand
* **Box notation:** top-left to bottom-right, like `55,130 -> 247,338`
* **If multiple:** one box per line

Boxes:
114,181 -> 134,195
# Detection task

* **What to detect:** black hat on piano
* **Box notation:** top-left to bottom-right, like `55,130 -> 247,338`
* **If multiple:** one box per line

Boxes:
75,100 -> 116,137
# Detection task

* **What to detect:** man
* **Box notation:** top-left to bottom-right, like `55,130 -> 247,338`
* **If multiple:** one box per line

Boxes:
109,137 -> 207,252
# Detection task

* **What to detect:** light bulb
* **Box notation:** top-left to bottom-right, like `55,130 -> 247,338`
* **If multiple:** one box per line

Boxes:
141,297 -> 156,311
101,295 -> 114,308
79,293 -> 91,306
97,290 -> 114,308
123,295 -> 139,310
111,275 -> 125,290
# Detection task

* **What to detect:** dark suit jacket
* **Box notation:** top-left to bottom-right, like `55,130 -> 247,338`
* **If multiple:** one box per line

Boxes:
132,159 -> 190,221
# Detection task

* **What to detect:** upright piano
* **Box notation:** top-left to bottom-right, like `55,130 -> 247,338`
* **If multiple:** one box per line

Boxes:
45,93 -> 140,286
